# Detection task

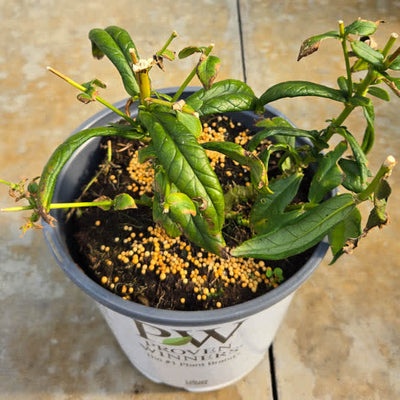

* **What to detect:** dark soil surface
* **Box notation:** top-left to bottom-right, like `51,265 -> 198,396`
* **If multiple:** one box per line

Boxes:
67,115 -> 314,310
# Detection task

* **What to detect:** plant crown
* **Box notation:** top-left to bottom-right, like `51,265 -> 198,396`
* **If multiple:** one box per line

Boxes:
2,18 -> 399,263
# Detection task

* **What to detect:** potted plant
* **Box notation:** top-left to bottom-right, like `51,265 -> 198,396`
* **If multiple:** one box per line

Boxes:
1,19 -> 399,391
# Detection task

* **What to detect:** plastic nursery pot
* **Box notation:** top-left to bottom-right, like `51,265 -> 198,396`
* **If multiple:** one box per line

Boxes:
43,87 -> 329,392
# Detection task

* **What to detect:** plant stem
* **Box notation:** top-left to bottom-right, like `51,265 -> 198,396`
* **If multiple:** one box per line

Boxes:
385,45 -> 400,68
356,155 -> 397,203
338,20 -> 353,96
156,31 -> 178,56
47,67 -> 136,125
145,97 -> 199,116
382,33 -> 398,58
137,70 -> 152,105
331,67 -> 377,132
171,44 -> 214,102
1,200 -> 114,212
0,179 -> 12,187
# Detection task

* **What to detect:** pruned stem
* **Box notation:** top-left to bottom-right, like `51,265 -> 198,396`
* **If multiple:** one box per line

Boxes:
47,66 -> 136,125
171,44 -> 214,102
156,31 -> 178,56
338,20 -> 353,96
356,155 -> 397,203
382,33 -> 398,58
1,200 -> 114,212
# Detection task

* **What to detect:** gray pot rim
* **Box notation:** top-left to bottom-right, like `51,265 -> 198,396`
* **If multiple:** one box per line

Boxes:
43,87 -> 329,327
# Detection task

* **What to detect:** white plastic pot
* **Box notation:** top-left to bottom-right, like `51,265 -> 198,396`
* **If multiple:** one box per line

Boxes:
43,88 -> 329,392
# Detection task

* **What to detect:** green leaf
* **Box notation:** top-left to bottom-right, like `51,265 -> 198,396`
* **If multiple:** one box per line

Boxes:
328,207 -> 362,263
345,19 -> 379,36
339,159 -> 366,193
350,41 -> 384,69
176,110 -> 203,138
166,192 -> 227,256
308,141 -> 347,203
161,49 -> 175,61
201,141 -> 269,191
389,55 -> 400,71
139,109 -> 224,233
162,336 -> 192,346
153,173 -> 181,237
259,81 -> 348,106
361,102 -> 375,154
104,25 -> 139,65
351,58 -> 369,72
113,193 -> 137,210
138,144 -> 156,163
297,30 -> 339,61
89,28 -> 139,96
232,194 -> 355,260
167,192 -> 197,216
337,76 -> 349,94
197,55 -> 221,90
365,179 -> 392,231
337,127 -> 370,183
247,126 -> 321,152
255,117 -> 295,147
38,126 -> 144,212
347,94 -> 371,107
178,46 -> 206,59
367,86 -> 390,101
249,172 -> 304,233
185,79 -> 257,116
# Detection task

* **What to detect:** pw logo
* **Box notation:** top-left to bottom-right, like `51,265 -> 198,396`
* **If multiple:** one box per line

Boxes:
134,320 -> 245,348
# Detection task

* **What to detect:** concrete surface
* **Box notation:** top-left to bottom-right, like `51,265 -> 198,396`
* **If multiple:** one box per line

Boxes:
1,1 -> 399,399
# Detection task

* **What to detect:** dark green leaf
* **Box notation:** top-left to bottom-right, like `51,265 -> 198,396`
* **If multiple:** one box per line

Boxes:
259,81 -> 348,106
367,86 -> 390,101
185,79 -> 257,116
232,194 -> 355,260
152,175 -> 181,238
104,25 -> 139,65
176,109 -> 203,138
139,109 -> 224,233
255,117 -> 295,147
38,126 -> 144,212
365,179 -> 392,231
328,207 -> 362,258
337,76 -> 349,94
345,19 -> 379,36
337,128 -> 370,183
348,95 -> 371,107
201,141 -> 269,191
166,192 -> 227,256
89,28 -> 139,96
350,41 -> 384,69
308,141 -> 347,203
250,172 -> 303,233
178,46 -> 205,59
361,103 -> 375,154
339,158 -> 366,193
297,31 -> 339,61
248,126 -> 320,152
138,144 -> 156,163
197,55 -> 221,90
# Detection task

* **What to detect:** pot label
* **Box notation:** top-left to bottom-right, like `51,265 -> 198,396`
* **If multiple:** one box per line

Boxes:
97,293 -> 293,391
